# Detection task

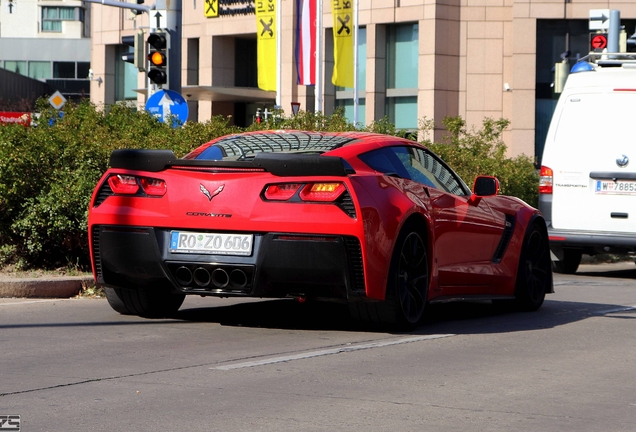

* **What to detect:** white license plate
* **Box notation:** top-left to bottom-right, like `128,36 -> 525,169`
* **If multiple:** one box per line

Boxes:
170,231 -> 253,256
595,180 -> 636,195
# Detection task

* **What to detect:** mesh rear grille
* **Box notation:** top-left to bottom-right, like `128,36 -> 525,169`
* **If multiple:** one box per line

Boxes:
344,237 -> 365,293
336,191 -> 356,218
492,214 -> 516,263
91,226 -> 102,278
94,181 -> 113,207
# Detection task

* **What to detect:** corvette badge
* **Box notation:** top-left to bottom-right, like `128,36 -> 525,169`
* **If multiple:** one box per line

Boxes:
200,184 -> 224,201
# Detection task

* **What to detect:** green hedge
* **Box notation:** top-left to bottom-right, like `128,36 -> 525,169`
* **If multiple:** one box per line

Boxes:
0,99 -> 537,270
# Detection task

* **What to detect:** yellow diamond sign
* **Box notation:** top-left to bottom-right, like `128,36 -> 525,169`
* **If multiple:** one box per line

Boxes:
48,91 -> 67,110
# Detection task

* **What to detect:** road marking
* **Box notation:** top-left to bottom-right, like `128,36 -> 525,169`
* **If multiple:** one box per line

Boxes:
211,334 -> 455,370
594,305 -> 636,315
0,299 -> 66,306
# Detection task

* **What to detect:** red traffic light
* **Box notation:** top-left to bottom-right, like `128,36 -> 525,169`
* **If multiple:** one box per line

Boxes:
591,34 -> 607,50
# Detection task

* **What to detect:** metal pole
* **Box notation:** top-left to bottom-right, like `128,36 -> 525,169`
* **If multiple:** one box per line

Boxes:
608,9 -> 620,56
276,0 -> 282,107
83,0 -> 153,14
352,0 -> 359,126
315,0 -> 323,112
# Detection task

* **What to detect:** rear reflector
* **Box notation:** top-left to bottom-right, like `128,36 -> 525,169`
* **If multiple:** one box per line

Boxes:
264,183 -> 302,200
140,177 -> 167,196
549,236 -> 567,241
107,175 -> 139,194
539,166 -> 553,194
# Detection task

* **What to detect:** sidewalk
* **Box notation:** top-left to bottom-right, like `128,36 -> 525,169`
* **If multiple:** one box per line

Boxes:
0,275 -> 96,298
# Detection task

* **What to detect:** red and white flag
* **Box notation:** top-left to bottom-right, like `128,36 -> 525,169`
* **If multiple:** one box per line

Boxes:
296,0 -> 316,85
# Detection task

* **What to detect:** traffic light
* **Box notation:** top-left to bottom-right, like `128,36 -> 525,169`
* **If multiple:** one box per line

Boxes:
121,31 -> 145,71
147,32 -> 169,86
130,0 -> 145,16
590,31 -> 608,52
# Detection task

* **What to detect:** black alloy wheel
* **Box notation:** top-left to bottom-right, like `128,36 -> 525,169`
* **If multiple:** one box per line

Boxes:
394,231 -> 429,324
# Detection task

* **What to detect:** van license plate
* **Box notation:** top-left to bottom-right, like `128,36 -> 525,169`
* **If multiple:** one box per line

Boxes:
170,231 -> 253,256
595,180 -> 636,195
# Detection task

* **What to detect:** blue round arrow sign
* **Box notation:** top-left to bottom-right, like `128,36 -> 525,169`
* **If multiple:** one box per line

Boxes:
145,89 -> 189,127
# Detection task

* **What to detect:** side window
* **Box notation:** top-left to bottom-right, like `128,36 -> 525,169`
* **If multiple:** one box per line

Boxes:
359,145 -> 468,196
411,148 -> 467,195
196,145 -> 225,160
358,147 -> 410,178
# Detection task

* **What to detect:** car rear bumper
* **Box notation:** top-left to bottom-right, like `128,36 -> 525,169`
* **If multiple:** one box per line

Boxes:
91,225 -> 366,301
547,227 -> 636,254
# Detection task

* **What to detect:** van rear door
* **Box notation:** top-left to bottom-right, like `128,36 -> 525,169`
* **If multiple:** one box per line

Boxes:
548,91 -> 636,234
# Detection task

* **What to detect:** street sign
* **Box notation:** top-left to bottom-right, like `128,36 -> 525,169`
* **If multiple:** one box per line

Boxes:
589,9 -> 611,31
48,91 -> 67,110
151,10 -> 167,30
145,89 -> 189,126
591,34 -> 608,50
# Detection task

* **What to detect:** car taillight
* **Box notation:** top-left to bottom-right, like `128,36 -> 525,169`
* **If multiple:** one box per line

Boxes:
107,175 -> 166,196
264,183 -> 302,200
539,166 -> 553,194
140,177 -> 167,196
108,175 -> 139,194
299,182 -> 345,202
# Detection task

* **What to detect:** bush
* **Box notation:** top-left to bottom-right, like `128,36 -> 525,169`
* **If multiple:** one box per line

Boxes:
0,100 -> 538,270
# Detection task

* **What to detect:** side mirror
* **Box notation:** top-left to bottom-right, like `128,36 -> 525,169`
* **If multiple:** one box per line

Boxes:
472,176 -> 499,196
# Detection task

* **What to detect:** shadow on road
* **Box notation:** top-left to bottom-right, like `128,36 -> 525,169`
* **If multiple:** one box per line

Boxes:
173,296 -> 633,335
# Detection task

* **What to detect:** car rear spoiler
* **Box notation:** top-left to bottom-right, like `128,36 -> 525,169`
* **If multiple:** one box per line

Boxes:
108,149 -> 354,177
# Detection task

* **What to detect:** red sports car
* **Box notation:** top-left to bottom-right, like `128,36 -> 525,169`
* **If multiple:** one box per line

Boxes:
88,130 -> 552,329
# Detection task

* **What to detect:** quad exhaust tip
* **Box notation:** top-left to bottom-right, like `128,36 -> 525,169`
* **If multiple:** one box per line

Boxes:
173,265 -> 250,291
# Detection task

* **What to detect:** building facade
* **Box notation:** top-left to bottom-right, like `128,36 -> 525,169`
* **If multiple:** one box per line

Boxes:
89,0 -> 636,160
0,0 -> 92,102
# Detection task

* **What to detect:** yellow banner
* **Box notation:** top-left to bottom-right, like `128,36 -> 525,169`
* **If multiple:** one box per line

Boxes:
256,0 -> 277,91
331,0 -> 354,88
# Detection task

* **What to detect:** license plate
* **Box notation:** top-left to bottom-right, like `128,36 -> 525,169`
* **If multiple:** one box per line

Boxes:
595,180 -> 636,195
170,231 -> 253,256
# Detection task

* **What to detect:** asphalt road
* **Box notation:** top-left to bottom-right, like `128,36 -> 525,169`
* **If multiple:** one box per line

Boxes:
1,263 -> 636,431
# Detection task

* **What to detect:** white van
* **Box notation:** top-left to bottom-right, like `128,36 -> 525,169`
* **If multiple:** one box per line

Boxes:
540,53 -> 636,273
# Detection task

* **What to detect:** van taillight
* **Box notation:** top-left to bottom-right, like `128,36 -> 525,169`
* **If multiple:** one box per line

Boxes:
539,166 -> 553,194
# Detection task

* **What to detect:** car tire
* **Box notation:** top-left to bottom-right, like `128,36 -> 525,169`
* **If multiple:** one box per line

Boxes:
514,223 -> 552,311
104,286 -> 133,315
350,224 -> 429,330
104,286 -> 185,318
552,249 -> 582,274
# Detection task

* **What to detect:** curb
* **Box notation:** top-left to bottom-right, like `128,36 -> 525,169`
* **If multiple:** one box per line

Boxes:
0,276 -> 96,298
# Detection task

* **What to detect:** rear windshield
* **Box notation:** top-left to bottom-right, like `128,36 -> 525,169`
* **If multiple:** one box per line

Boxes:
194,132 -> 357,160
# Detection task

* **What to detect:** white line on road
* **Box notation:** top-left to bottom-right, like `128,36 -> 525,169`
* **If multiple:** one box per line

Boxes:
211,334 -> 456,370
594,305 -> 636,315
0,299 -> 68,306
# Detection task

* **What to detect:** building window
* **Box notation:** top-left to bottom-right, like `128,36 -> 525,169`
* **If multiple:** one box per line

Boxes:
235,38 -> 257,88
116,46 -> 139,101
29,61 -> 52,80
77,62 -> 90,79
3,61 -> 27,76
386,23 -> 418,130
42,7 -> 76,32
53,62 -> 76,78
335,27 -> 366,125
